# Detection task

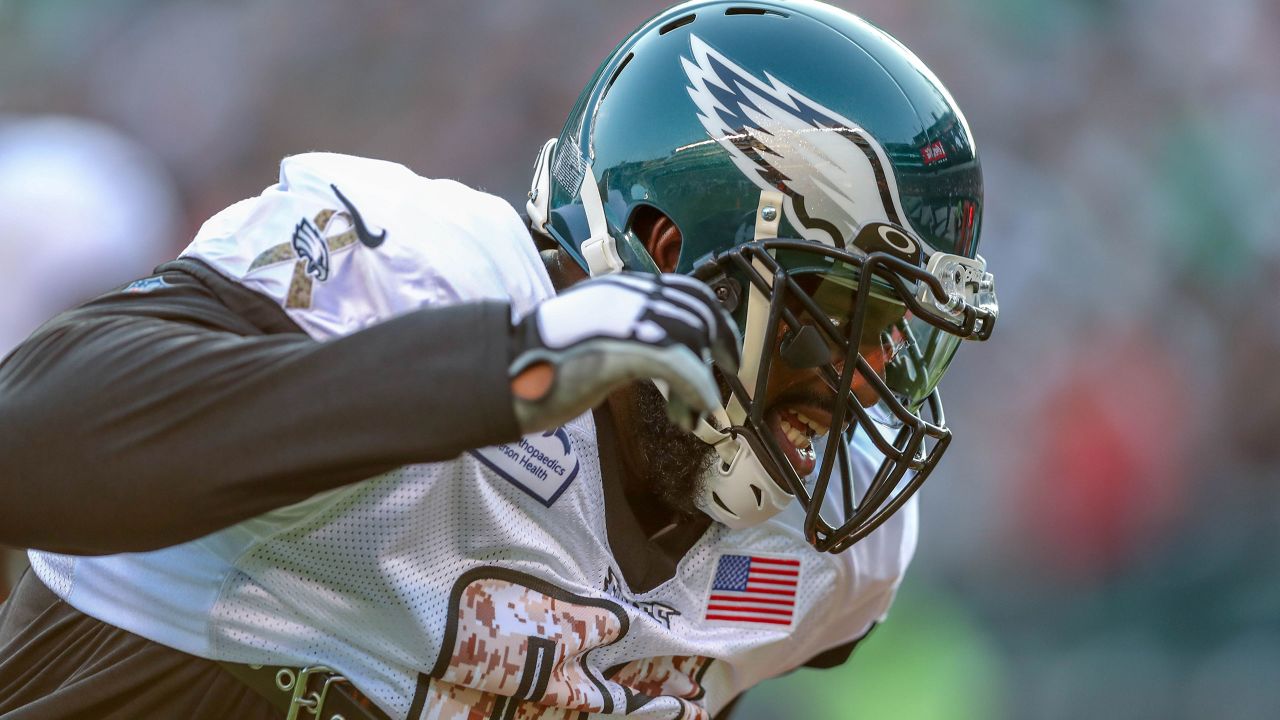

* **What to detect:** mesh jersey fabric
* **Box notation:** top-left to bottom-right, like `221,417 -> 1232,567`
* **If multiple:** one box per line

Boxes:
28,153 -> 918,719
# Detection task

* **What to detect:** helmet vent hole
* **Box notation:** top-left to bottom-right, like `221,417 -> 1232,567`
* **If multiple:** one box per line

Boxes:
602,53 -> 634,101
725,7 -> 789,18
751,484 -> 763,506
711,492 -> 738,516
659,13 -> 696,35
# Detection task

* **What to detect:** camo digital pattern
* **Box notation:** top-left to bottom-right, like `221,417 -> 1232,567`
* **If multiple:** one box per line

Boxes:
416,679 -> 580,720
611,655 -> 712,703
610,655 -> 713,720
424,571 -> 720,719
437,575 -> 626,713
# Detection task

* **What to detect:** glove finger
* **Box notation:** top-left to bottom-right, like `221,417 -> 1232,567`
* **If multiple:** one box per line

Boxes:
651,378 -> 706,434
655,280 -> 742,371
663,394 -> 699,433
605,274 -> 738,371
651,348 -> 722,418
708,306 -> 741,372
640,299 -> 710,347
710,340 -> 740,375
657,276 -> 742,370
659,273 -> 722,304
655,278 -> 719,332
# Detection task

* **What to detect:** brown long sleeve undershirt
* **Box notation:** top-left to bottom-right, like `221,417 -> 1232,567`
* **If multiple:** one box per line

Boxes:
0,258 -> 522,555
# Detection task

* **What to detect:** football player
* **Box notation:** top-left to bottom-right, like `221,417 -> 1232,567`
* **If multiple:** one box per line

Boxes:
0,2 -> 997,718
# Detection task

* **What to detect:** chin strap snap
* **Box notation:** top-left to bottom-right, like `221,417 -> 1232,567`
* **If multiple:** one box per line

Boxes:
526,138 -> 556,236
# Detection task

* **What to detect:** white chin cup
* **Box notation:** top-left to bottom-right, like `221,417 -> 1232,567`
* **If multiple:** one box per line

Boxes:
696,431 -> 792,529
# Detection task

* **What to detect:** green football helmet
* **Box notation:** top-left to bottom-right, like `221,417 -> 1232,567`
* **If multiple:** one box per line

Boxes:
527,0 -> 998,553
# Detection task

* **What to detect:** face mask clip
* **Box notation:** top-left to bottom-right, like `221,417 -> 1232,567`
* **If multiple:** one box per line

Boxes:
917,252 -> 998,339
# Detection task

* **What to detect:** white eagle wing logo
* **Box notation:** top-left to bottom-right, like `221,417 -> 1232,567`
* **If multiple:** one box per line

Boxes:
291,218 -> 330,281
681,34 -> 908,249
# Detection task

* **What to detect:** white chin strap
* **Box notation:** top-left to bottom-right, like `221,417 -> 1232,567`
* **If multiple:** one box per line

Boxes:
691,190 -> 795,530
526,137 -> 623,276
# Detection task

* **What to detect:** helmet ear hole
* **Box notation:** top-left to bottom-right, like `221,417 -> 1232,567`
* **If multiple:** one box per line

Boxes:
629,204 -> 683,273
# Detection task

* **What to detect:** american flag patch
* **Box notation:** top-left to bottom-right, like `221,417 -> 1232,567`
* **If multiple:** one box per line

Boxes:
704,553 -> 800,626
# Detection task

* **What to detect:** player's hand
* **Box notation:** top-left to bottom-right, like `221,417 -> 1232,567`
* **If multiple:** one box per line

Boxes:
509,272 -> 740,434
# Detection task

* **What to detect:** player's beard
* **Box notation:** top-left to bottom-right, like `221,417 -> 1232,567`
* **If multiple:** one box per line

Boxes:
630,380 -> 716,518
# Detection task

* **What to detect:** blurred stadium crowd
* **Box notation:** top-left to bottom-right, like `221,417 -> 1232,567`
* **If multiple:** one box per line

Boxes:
1,1 -> 1277,718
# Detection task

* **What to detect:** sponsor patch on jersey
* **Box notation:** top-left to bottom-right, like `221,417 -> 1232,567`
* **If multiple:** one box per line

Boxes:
703,552 -> 800,628
470,427 -> 580,507
122,276 -> 171,294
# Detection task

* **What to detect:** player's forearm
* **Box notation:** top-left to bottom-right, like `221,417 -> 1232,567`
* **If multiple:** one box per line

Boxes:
0,291 -> 520,555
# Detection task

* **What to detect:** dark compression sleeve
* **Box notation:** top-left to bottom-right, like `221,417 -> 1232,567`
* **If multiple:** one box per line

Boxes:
0,259 -> 522,555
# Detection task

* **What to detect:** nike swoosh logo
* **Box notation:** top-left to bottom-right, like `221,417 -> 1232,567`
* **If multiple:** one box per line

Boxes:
330,184 -> 387,248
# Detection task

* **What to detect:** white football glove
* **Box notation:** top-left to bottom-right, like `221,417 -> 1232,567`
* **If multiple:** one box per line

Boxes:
510,273 -> 740,434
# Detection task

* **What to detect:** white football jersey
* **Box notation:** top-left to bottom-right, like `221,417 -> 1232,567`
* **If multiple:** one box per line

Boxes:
29,153 -> 917,720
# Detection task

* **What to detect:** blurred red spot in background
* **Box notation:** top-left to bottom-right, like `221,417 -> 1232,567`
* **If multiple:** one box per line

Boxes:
1018,330 -> 1191,582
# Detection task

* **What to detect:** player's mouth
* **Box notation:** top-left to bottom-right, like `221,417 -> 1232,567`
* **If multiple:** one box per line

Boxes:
766,406 -> 831,477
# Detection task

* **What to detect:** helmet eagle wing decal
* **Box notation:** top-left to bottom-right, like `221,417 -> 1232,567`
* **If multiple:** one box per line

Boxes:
681,34 -> 909,249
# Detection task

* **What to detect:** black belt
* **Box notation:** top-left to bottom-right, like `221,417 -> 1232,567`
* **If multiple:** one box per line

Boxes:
219,662 -> 391,720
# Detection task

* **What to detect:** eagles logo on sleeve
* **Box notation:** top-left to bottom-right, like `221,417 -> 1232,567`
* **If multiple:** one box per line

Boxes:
246,183 -> 386,309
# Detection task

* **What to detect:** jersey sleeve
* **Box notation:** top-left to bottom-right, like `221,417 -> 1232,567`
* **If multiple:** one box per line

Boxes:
1,165 -> 560,559
0,153 -> 558,555
180,152 -> 555,340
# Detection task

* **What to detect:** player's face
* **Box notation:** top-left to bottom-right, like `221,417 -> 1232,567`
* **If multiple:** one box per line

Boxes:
758,278 -> 905,477
622,275 -> 904,516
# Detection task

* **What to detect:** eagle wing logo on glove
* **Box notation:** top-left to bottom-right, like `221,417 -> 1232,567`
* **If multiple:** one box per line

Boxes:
681,34 -> 910,250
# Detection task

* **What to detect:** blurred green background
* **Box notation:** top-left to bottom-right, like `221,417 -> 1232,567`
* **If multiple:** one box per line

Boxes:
2,1 -> 1277,718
